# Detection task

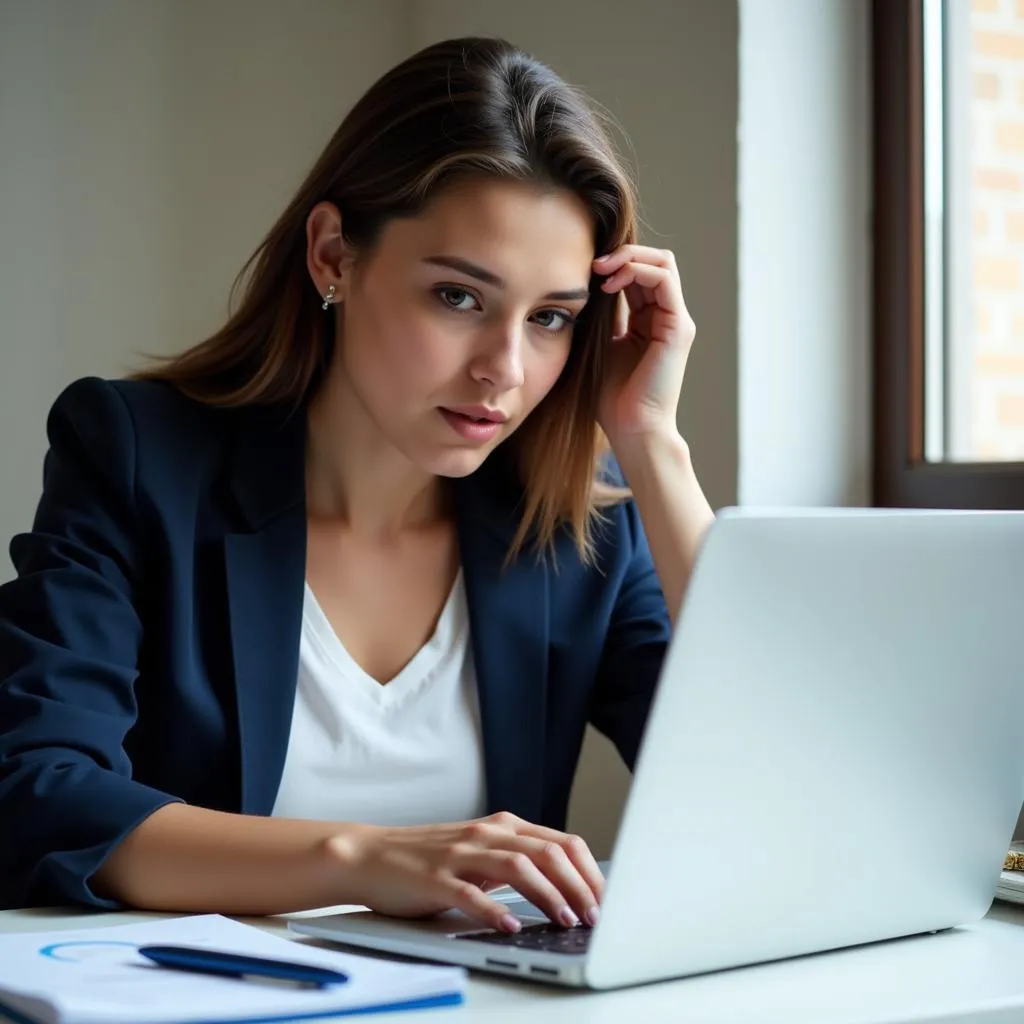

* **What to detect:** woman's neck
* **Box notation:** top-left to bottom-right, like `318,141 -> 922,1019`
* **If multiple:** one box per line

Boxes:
305,371 -> 448,538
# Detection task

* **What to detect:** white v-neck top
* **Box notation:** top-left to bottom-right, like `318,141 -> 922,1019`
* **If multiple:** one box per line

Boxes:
270,573 -> 488,825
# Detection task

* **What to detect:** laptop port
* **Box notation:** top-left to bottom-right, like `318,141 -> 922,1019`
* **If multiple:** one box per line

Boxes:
485,958 -> 519,971
529,965 -> 559,977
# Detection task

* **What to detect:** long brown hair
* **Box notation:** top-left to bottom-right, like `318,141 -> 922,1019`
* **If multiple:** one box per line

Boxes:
137,37 -> 637,559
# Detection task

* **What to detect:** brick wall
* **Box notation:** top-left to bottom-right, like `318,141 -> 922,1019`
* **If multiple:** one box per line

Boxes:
969,0 -> 1024,458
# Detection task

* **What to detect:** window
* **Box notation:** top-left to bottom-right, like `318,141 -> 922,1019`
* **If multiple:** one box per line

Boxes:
873,0 -> 1024,506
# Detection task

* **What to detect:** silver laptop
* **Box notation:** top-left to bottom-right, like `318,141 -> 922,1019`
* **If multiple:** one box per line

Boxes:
290,507 -> 1024,989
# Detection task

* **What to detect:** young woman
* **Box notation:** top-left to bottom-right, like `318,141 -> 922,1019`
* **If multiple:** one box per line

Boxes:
0,37 -> 714,934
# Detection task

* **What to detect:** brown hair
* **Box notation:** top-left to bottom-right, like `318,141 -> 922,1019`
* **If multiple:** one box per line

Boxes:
137,37 -> 636,560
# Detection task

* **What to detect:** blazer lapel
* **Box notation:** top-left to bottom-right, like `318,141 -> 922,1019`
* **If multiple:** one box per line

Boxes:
456,459 -> 550,824
223,406 -> 307,816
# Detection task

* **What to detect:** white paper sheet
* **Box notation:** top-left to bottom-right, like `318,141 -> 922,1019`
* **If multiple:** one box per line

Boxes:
0,913 -> 465,1024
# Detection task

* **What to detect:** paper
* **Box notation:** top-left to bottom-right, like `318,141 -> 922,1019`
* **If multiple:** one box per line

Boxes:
0,913 -> 465,1024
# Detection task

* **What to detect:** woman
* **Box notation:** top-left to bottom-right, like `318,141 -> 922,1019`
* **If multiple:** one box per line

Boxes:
0,37 -> 714,933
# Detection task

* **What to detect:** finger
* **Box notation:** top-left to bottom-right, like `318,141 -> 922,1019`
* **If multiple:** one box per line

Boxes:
501,821 -> 606,907
624,281 -> 648,320
613,291 -> 630,339
481,813 -> 605,905
454,848 -> 582,929
594,245 -> 675,274
601,262 -> 682,315
434,870 -> 525,933
502,834 -> 601,927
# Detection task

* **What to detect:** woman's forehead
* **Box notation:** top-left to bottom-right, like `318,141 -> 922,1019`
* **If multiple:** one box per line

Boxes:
373,179 -> 596,296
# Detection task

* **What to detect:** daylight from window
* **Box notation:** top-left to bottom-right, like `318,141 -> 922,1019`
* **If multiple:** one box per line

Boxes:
924,0 -> 1024,461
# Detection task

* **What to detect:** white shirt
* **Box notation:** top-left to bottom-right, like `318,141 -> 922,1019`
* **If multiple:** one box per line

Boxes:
270,573 -> 488,825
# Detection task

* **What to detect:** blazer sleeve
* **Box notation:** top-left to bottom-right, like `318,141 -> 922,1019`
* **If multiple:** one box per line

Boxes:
588,497 -> 672,772
0,377 -> 181,909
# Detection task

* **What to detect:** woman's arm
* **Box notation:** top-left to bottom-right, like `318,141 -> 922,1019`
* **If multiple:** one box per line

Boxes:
0,378 -> 178,910
92,803 -> 605,930
91,804 -> 347,914
613,431 -> 715,621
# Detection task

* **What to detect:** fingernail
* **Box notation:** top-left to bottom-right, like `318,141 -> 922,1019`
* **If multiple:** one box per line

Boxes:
559,906 -> 580,928
594,253 -> 612,263
585,906 -> 600,927
501,914 -> 521,934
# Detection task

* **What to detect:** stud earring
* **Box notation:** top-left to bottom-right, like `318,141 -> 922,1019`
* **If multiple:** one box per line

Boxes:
321,284 -> 337,311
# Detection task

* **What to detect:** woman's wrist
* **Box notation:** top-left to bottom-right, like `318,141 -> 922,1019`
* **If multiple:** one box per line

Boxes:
319,822 -> 381,905
607,427 -> 691,484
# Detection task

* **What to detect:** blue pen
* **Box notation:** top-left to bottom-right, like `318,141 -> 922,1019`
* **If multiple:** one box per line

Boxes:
137,945 -> 349,990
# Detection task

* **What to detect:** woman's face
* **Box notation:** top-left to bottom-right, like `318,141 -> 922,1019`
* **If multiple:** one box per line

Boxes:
332,178 -> 595,478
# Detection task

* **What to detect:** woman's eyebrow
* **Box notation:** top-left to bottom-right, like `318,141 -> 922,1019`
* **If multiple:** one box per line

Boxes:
423,255 -> 590,302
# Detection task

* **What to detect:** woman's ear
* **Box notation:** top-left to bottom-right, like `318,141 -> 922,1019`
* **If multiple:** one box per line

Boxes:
305,201 -> 350,302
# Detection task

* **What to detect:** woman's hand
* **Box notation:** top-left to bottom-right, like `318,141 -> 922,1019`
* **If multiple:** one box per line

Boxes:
593,245 -> 696,451
328,811 -> 604,933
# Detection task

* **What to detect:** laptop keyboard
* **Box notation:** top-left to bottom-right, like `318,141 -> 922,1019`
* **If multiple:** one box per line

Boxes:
453,921 -> 592,955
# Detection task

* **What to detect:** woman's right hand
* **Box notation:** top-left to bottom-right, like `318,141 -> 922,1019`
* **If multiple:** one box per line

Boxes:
328,811 -> 605,933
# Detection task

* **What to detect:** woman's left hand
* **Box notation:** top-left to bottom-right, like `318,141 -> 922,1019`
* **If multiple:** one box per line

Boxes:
593,245 -> 695,450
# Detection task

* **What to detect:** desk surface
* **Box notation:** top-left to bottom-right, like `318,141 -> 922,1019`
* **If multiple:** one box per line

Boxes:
3,901 -> 1024,1024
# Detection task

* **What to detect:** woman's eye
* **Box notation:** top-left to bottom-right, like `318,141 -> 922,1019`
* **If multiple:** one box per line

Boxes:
532,309 -> 576,332
436,287 -> 479,312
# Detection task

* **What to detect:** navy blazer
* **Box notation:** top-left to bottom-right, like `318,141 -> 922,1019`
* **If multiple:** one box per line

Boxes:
0,376 -> 670,910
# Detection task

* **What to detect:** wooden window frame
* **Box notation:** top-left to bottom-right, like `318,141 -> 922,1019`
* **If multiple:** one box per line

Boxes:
872,0 -> 1024,508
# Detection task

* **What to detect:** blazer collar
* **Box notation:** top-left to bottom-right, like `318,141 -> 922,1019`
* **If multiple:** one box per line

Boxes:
223,409 -> 550,823
226,403 -> 307,532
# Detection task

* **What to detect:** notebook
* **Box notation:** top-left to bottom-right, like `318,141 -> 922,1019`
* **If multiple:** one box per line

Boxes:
0,913 -> 464,1024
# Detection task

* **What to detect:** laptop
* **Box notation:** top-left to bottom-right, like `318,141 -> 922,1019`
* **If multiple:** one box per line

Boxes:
290,507 -> 1024,989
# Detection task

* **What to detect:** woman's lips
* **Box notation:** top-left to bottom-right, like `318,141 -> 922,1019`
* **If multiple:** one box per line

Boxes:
439,408 -> 504,443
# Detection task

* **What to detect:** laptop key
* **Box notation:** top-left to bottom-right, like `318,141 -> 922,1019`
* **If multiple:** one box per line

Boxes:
454,922 -> 592,955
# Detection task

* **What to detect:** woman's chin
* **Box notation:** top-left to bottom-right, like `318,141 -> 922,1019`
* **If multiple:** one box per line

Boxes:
421,446 -> 496,479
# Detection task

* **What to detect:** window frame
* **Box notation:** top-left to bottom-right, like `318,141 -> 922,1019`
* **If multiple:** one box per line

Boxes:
872,0 -> 1024,508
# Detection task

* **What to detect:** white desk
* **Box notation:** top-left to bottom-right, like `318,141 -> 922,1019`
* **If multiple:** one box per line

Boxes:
4,901 -> 1024,1024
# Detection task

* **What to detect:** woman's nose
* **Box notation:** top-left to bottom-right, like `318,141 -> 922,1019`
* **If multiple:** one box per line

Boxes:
470,324 -> 525,390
